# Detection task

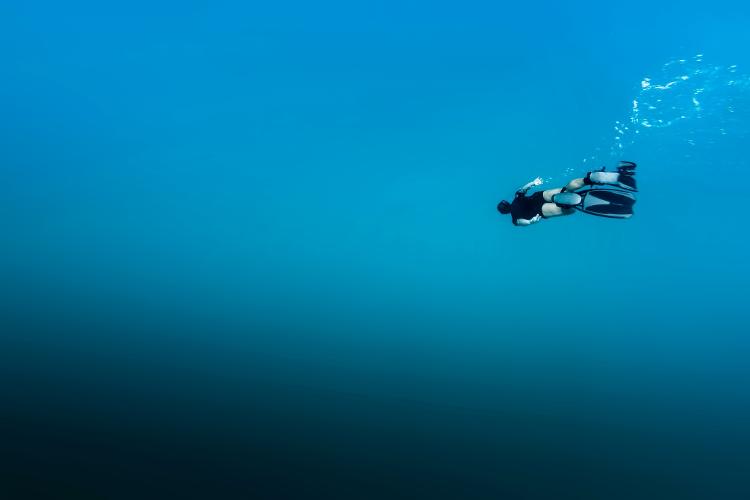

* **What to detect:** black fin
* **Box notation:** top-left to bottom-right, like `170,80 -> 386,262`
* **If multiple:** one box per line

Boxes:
588,189 -> 636,206
576,188 -> 636,219
617,161 -> 637,175
618,175 -> 637,192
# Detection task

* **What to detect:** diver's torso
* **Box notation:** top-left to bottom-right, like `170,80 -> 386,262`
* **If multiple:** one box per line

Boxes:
511,191 -> 545,224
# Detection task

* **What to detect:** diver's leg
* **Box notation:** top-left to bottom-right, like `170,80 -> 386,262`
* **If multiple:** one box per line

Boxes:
542,188 -> 563,201
564,178 -> 586,191
585,165 -> 637,191
565,162 -> 638,192
541,203 -> 575,218
541,188 -> 575,218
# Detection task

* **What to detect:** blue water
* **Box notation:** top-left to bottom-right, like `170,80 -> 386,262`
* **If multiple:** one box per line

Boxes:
3,1 -> 750,498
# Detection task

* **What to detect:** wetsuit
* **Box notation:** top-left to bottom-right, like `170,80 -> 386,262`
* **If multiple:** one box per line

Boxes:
510,191 -> 546,226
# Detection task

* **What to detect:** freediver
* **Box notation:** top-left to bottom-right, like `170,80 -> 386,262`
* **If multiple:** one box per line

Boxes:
496,161 -> 637,226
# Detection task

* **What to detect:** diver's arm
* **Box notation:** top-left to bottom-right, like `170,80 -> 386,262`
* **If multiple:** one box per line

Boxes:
514,214 -> 542,226
516,177 -> 544,195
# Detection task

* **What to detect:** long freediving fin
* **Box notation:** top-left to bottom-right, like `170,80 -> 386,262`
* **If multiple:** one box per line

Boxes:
616,161 -> 637,191
618,161 -> 637,175
576,188 -> 636,219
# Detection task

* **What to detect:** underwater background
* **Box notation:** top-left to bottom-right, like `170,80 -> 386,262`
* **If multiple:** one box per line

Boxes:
2,1 -> 750,498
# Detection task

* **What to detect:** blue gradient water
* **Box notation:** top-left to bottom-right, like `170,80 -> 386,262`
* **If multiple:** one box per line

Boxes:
3,1 -> 750,498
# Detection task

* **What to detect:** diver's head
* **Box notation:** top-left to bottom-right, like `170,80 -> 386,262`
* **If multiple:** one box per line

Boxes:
497,200 -> 511,215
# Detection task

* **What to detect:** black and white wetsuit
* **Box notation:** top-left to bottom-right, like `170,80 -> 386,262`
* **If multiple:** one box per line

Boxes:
510,191 -> 546,226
